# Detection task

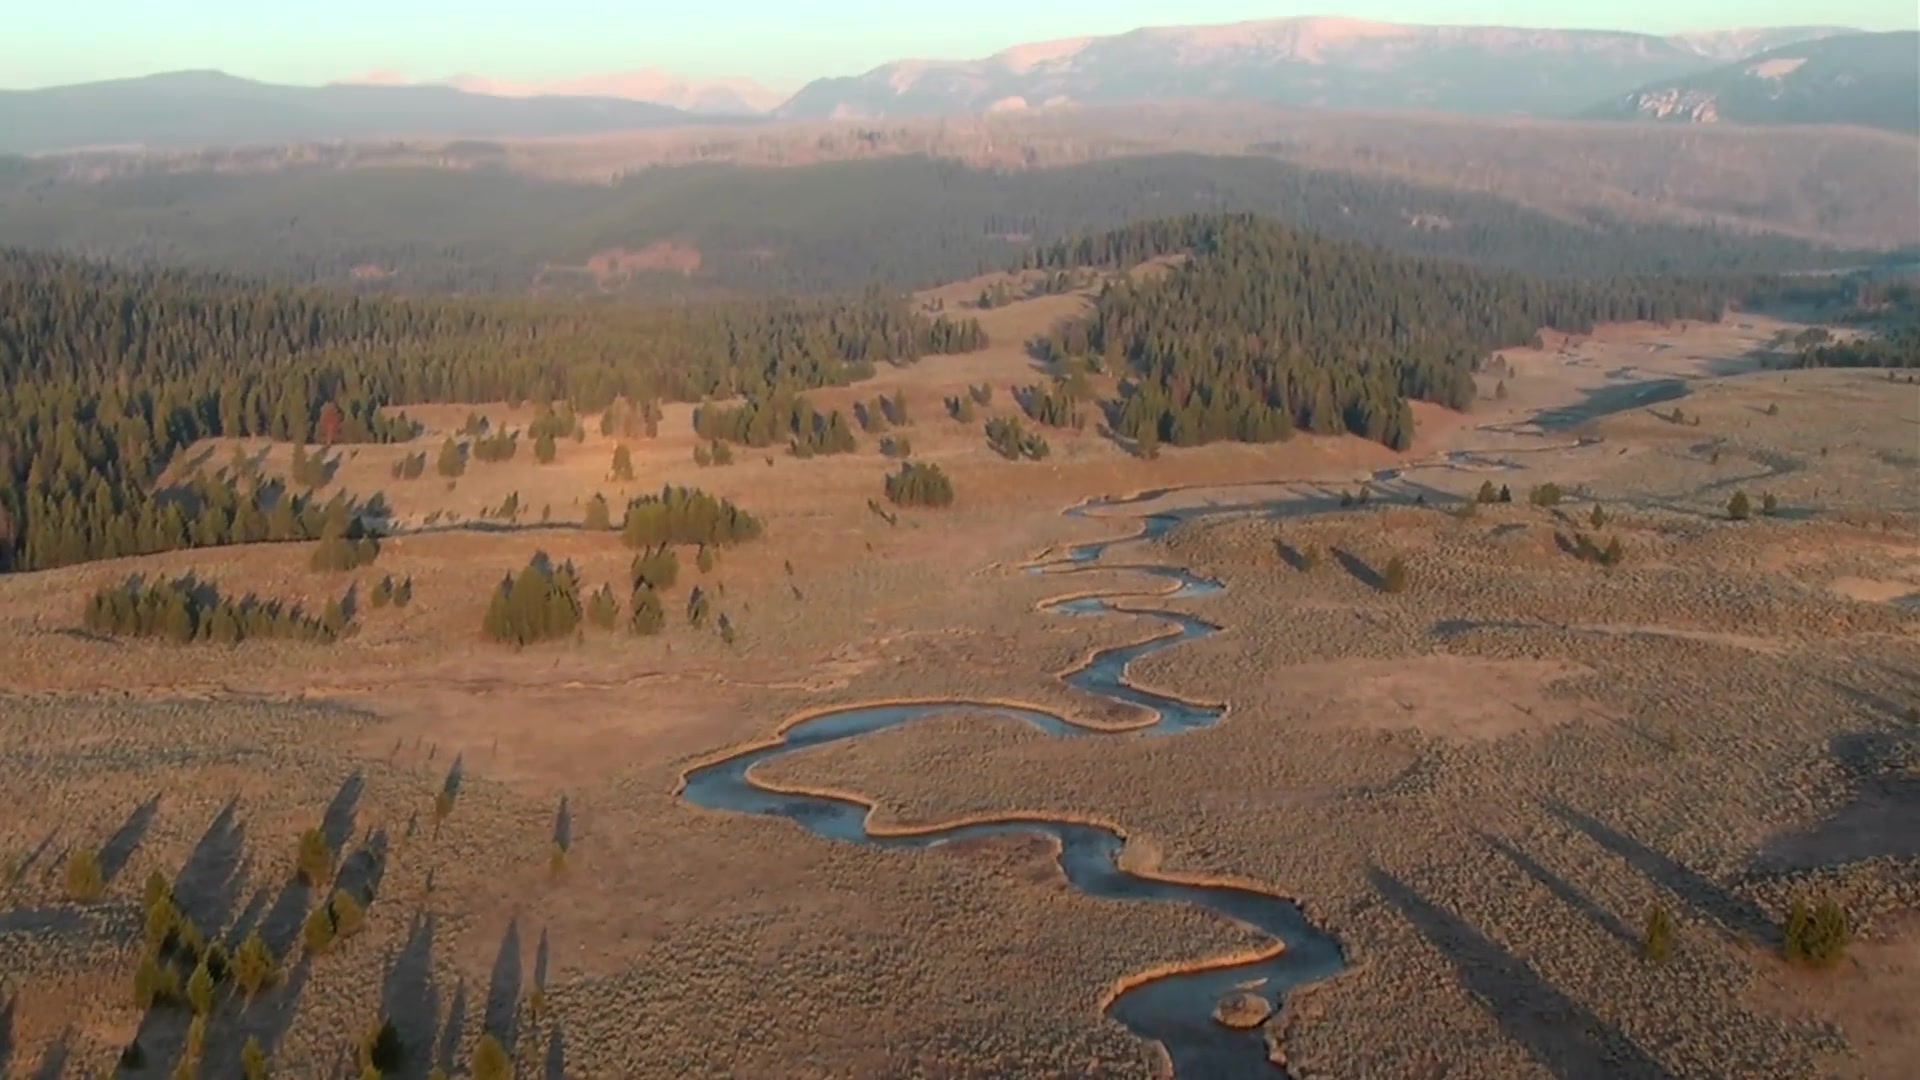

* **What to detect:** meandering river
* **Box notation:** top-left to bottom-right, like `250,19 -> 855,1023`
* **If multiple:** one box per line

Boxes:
678,495 -> 1351,1077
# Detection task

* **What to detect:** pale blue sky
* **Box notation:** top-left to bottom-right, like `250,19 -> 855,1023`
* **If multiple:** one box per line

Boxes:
4,0 -> 1915,91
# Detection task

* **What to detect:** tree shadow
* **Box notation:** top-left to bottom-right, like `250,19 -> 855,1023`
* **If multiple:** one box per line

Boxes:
436,979 -> 469,1076
27,1025 -> 70,1080
336,829 -> 390,906
100,793 -> 163,884
1273,537 -> 1309,572
380,911 -> 440,1080
1544,801 -> 1776,948
551,799 -> 571,852
174,797 -> 246,938
534,927 -> 550,992
1330,547 -> 1385,591
1369,867 -> 1677,1080
322,772 -> 365,854
1480,833 -> 1636,946
0,993 -> 13,1075
1758,729 -> 1920,872
5,829 -> 58,891
544,1024 -> 568,1080
485,918 -> 524,1052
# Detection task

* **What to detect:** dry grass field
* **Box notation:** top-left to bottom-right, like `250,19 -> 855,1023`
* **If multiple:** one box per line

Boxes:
1,287 -> 1916,1078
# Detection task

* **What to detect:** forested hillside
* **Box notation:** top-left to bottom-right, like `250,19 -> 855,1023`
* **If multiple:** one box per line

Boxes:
1032,215 -> 1747,450
0,153 -> 1864,297
0,250 -> 981,572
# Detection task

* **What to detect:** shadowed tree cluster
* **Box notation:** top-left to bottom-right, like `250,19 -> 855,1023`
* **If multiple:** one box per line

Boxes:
482,556 -> 584,646
693,389 -> 861,457
619,486 -> 762,549
884,462 -> 955,508
84,574 -> 348,644
985,416 -> 1050,461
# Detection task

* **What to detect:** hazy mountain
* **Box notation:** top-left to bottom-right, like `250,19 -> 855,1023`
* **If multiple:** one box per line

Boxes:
0,70 -> 737,155
775,16 -> 1859,119
342,69 -> 781,115
1588,31 -> 1920,133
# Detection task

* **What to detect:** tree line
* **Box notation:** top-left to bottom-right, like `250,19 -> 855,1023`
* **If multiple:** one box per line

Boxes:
0,249 -> 977,572
83,574 -> 350,644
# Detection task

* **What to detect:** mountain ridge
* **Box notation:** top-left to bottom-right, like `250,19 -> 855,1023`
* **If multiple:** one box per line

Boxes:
0,70 -> 744,155
774,16 -> 1867,119
1588,30 -> 1920,133
336,68 -> 782,115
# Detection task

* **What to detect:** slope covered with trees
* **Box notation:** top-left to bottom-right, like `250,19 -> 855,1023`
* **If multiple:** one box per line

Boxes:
0,153 -> 1869,297
0,249 -> 977,571
1033,214 -> 1747,450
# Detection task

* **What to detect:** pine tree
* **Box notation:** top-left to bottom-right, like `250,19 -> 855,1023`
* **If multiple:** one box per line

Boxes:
584,494 -> 612,531
1643,904 -> 1674,963
64,847 -> 105,901
473,1034 -> 513,1080
241,1037 -> 270,1080
1728,490 -> 1751,521
297,827 -> 333,885
534,431 -> 558,464
232,929 -> 277,998
436,437 -> 466,478
611,444 -> 635,481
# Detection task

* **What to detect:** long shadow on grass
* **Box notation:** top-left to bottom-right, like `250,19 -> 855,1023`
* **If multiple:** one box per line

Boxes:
27,1026 -> 70,1080
1759,729 -> 1920,871
436,979 -> 469,1077
322,772 -> 366,853
544,1024 -> 568,1080
1331,547 -> 1385,591
1544,802 -> 1776,949
380,911 -> 440,1080
101,793 -> 163,884
1481,834 -> 1637,947
0,993 -> 13,1075
1370,868 -> 1678,1080
484,918 -> 523,1052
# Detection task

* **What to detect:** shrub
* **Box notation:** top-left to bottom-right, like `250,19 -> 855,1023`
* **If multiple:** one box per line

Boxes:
1783,898 -> 1849,968
1728,490 -> 1752,520
1381,557 -> 1408,594
1529,483 -> 1562,507
1476,480 -> 1498,504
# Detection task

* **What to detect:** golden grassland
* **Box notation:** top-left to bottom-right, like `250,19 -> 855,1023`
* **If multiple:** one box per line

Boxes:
1,296 -> 1916,1078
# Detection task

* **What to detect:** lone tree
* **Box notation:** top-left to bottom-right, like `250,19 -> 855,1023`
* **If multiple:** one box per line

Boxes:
1381,557 -> 1409,594
1728,490 -> 1752,521
1643,904 -> 1675,964
64,847 -> 106,902
610,444 -> 635,481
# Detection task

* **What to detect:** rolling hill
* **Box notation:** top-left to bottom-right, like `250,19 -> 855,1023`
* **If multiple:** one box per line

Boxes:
0,70 -> 738,155
340,69 -> 782,116
775,16 -> 1857,120
1588,31 -> 1920,133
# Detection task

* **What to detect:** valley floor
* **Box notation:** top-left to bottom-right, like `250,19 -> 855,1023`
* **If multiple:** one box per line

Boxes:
0,308 -> 1915,1078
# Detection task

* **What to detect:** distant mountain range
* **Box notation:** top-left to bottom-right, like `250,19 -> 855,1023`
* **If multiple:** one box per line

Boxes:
1588,31 -> 1920,133
340,69 -> 781,116
774,18 -> 1866,119
2,19 -> 1910,156
0,70 -> 734,155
